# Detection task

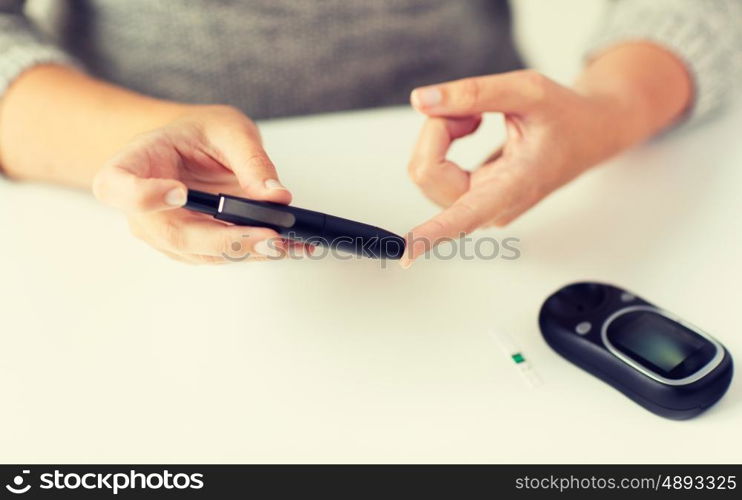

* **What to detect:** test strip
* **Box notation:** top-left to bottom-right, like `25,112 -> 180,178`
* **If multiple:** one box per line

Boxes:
489,330 -> 542,388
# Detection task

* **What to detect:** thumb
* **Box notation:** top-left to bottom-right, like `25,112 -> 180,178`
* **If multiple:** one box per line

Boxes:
93,164 -> 188,213
400,188 -> 498,269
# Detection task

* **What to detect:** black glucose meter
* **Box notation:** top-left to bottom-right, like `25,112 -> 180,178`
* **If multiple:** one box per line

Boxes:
539,282 -> 733,419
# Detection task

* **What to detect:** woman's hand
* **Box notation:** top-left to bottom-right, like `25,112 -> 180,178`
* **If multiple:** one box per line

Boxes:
93,105 -> 301,264
401,71 -> 625,267
401,44 -> 692,268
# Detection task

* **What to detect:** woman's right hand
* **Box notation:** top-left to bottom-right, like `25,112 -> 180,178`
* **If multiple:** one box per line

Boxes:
92,105 -> 303,264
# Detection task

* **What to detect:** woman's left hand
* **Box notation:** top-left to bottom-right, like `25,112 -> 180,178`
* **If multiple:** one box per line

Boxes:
401,69 -> 642,268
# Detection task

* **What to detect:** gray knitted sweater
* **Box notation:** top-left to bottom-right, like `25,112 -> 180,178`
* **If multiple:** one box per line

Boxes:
0,0 -> 740,123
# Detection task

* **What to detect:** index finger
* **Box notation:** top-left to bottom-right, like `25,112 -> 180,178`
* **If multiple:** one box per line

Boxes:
206,116 -> 292,205
411,70 -> 550,116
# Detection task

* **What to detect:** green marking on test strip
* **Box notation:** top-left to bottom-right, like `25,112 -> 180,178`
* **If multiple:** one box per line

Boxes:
512,353 -> 525,364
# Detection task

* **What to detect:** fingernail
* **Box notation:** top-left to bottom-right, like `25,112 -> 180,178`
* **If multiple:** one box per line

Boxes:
399,257 -> 413,270
264,179 -> 288,191
164,187 -> 187,207
254,239 -> 282,258
412,87 -> 442,108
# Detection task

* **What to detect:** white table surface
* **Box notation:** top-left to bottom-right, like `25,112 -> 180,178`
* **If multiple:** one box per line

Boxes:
1,101 -> 741,463
2,0 -> 741,464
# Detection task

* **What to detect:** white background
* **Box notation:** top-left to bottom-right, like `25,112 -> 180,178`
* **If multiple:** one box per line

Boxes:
1,1 -> 740,463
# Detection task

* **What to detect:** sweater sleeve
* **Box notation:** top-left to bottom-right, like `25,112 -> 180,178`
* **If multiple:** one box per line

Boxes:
0,0 -> 78,98
586,0 -> 742,129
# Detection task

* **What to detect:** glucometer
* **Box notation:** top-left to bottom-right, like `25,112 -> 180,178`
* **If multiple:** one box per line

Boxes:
184,189 -> 406,259
539,282 -> 733,419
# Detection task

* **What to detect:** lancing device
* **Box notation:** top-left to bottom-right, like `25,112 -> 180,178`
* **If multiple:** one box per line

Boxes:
184,189 -> 406,259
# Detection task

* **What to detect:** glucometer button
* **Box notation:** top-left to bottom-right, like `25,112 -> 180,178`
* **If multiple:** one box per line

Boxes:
575,322 -> 592,335
621,292 -> 635,302
544,283 -> 607,317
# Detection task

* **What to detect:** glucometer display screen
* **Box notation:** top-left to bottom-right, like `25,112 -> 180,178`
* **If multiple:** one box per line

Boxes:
607,311 -> 716,379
